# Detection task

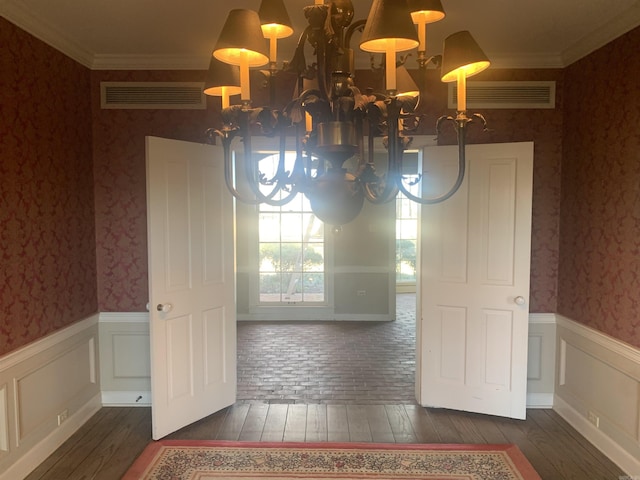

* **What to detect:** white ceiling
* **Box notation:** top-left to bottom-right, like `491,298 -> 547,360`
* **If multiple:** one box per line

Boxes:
1,0 -> 640,70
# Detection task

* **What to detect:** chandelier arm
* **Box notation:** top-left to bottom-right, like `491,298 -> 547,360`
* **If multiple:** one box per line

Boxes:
362,102 -> 402,204
218,131 -> 260,205
344,19 -> 367,50
399,120 -> 468,204
307,21 -> 330,103
237,112 -> 300,206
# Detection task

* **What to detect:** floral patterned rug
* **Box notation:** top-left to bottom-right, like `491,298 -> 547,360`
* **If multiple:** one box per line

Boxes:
122,441 -> 541,479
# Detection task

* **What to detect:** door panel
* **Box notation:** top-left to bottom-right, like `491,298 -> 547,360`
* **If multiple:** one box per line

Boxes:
418,142 -> 533,420
147,136 -> 236,440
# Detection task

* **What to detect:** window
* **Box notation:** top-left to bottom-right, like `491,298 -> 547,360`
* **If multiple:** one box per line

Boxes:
396,180 -> 419,285
257,152 -> 325,304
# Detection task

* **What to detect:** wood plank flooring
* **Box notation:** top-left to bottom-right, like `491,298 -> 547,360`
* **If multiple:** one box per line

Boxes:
24,404 -> 626,480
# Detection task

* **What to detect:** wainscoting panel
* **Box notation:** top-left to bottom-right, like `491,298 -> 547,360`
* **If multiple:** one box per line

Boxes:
526,314 -> 556,407
99,311 -> 557,410
0,315 -> 101,480
99,312 -> 151,406
555,314 -> 640,475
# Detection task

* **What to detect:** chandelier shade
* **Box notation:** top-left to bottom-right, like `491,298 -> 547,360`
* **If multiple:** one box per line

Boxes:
213,9 -> 269,67
203,57 -> 241,105
408,0 -> 445,24
408,0 -> 445,53
396,65 -> 420,98
258,0 -> 294,39
359,0 -> 419,53
440,30 -> 491,82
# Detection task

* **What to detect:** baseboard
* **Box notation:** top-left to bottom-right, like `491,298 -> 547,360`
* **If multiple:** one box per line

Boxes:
0,315 -> 101,480
526,392 -> 554,408
102,390 -> 151,406
554,315 -> 640,476
0,393 -> 101,480
554,395 -> 639,475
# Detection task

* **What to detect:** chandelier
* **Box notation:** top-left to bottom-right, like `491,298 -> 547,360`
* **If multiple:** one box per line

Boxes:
204,0 -> 490,226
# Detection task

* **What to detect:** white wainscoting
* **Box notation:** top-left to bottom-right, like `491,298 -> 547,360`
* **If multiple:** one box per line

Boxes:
526,313 -> 557,408
555,314 -> 640,476
0,315 -> 102,480
99,312 -> 151,406
97,312 -> 558,409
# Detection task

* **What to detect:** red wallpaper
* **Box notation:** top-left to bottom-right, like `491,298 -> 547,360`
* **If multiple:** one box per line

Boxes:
6,16 -> 637,354
0,18 -> 97,356
558,27 -> 640,348
91,71 -> 219,312
91,67 -> 563,315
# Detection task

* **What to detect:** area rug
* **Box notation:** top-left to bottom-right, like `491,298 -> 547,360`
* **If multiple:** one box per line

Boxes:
122,440 -> 541,479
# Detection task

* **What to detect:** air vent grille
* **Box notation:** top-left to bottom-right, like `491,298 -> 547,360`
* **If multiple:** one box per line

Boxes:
448,81 -> 556,109
100,82 -> 206,109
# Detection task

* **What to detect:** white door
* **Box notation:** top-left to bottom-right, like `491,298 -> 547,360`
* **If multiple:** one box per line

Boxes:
146,136 -> 236,439
417,142 -> 533,419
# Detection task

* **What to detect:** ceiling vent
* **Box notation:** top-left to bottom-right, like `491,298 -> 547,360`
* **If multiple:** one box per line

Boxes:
100,82 -> 206,109
448,81 -> 556,109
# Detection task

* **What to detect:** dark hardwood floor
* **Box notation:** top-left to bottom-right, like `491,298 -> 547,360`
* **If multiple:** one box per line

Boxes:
25,404 -> 626,480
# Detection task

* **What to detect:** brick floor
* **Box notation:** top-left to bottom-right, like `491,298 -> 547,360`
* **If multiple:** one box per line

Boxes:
237,293 -> 417,404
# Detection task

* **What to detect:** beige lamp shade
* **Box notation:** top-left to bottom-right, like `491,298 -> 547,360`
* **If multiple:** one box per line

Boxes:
258,0 -> 294,38
203,56 -> 241,97
440,30 -> 490,82
396,65 -> 420,97
407,0 -> 445,24
213,9 -> 269,67
359,0 -> 419,53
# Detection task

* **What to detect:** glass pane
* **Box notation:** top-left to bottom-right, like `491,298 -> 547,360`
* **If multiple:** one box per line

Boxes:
259,213 -> 280,242
303,273 -> 324,302
282,273 -> 302,302
396,239 -> 417,283
303,243 -> 324,271
280,243 -> 302,272
280,213 -> 303,241
260,273 -> 281,302
259,243 -> 280,272
397,219 -> 417,239
304,213 -> 323,242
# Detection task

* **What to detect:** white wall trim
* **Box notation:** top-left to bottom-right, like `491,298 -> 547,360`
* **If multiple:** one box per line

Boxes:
0,393 -> 101,480
0,314 -> 98,373
554,315 -> 640,475
99,312 -> 149,323
529,313 -> 556,324
526,392 -> 554,408
554,394 -> 640,476
101,391 -> 151,407
556,314 -> 640,366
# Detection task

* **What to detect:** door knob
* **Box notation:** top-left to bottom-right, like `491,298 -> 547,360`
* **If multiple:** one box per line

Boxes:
157,303 -> 173,313
514,296 -> 526,305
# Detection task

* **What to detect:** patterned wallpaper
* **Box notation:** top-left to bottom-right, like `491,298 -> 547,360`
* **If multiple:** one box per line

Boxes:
91,67 -> 563,315
4,16 -> 637,355
0,18 -> 97,356
91,70 -> 219,312
558,27 -> 640,348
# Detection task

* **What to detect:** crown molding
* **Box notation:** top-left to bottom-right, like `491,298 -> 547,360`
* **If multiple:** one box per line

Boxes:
91,53 -> 209,71
561,3 -> 640,66
0,1 -> 94,68
487,53 -> 565,69
3,0 -> 640,72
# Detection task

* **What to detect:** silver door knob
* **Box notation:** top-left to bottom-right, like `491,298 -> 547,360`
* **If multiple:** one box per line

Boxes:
514,296 -> 526,305
157,303 -> 173,313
